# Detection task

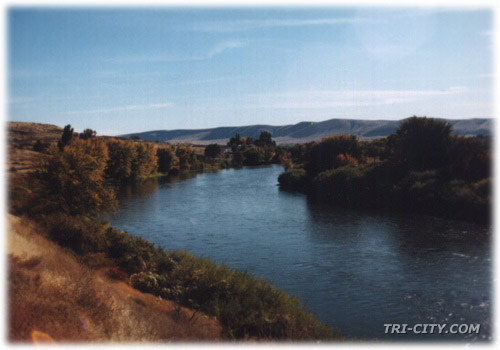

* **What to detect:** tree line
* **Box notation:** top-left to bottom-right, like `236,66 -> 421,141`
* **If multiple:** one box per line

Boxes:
278,116 -> 491,224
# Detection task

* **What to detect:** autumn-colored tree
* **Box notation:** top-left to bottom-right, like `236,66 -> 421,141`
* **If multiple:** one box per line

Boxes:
157,146 -> 179,174
106,139 -> 137,183
335,153 -> 358,167
279,152 -> 293,170
132,142 -> 158,178
306,135 -> 362,175
31,138 -> 116,217
176,146 -> 198,171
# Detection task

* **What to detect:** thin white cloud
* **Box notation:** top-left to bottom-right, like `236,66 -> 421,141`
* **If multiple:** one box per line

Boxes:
68,103 -> 173,115
174,76 -> 243,86
108,40 -> 245,63
206,40 -> 245,58
185,17 -> 370,32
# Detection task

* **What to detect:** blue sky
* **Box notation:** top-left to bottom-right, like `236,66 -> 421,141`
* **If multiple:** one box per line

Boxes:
8,7 -> 493,135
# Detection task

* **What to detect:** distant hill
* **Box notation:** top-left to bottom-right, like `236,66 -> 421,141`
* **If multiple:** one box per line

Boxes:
120,118 -> 492,145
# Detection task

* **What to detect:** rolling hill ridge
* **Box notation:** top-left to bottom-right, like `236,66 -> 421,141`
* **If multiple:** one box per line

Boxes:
120,118 -> 492,145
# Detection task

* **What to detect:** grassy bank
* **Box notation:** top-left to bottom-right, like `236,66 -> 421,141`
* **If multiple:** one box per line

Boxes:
38,213 -> 338,340
7,214 -> 222,342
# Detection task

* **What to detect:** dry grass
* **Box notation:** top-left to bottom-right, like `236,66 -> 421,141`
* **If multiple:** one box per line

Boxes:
8,122 -> 62,148
7,122 -> 61,173
7,214 -> 222,343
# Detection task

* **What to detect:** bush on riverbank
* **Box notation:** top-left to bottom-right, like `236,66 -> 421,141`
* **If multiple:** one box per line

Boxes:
277,169 -> 308,191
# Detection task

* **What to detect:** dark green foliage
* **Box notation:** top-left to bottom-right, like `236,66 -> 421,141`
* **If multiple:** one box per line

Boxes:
176,146 -> 199,171
447,135 -> 491,181
33,140 -> 49,153
105,140 -> 136,183
46,214 -> 107,255
228,132 -> 278,167
58,124 -> 74,149
227,133 -> 244,152
278,117 -> 491,224
243,147 -> 265,166
232,151 -> 244,167
281,142 -> 314,166
204,144 -> 222,159
306,135 -> 362,176
360,138 -> 389,161
80,128 -> 97,140
391,116 -> 452,170
132,143 -> 157,178
156,147 -> 177,174
255,131 -> 276,148
278,169 -> 308,191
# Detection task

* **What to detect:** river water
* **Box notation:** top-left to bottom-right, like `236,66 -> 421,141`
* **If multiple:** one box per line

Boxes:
104,165 -> 492,341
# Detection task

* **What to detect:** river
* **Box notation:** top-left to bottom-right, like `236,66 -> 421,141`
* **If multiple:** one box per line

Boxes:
104,165 -> 491,341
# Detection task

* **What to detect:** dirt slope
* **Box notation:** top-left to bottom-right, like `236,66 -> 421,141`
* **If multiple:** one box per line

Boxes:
7,214 -> 222,343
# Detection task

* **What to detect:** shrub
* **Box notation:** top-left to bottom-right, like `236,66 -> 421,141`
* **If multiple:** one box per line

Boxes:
204,144 -> 222,159
306,135 -> 361,175
312,164 -> 367,206
277,169 -> 308,191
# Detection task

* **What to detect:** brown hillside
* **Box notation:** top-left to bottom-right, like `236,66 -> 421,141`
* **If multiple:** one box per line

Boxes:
7,122 -> 62,173
7,214 -> 222,343
8,122 -> 63,148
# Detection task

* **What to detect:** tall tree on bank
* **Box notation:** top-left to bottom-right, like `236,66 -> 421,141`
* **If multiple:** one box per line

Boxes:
58,124 -> 74,149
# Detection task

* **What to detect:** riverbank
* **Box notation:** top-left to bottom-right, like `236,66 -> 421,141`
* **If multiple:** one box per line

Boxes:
7,214 -> 222,342
7,122 -> 339,341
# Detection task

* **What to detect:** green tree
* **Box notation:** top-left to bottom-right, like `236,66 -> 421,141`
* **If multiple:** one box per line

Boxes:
157,146 -> 179,174
132,142 -> 157,178
204,143 -> 222,159
228,133 -> 244,152
176,146 -> 198,171
447,135 -> 491,181
255,131 -> 276,148
80,128 -> 97,140
243,147 -> 265,166
392,116 -> 452,170
58,124 -> 74,149
306,135 -> 362,175
105,139 -> 136,183
232,151 -> 244,167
